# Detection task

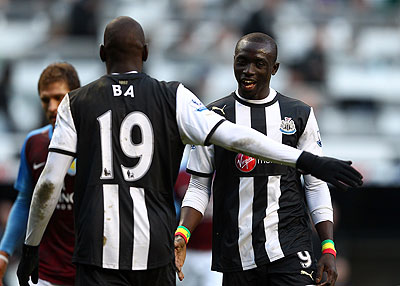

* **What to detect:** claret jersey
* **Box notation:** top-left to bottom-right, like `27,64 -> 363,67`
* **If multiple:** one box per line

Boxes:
15,125 -> 75,285
49,72 -> 224,270
187,88 -> 327,272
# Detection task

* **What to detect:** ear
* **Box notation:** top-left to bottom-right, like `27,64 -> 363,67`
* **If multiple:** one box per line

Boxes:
272,62 -> 280,75
99,44 -> 106,62
142,43 -> 149,62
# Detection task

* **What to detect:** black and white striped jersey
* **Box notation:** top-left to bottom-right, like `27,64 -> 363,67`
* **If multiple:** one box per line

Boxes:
186,88 -> 329,272
48,72 -> 224,270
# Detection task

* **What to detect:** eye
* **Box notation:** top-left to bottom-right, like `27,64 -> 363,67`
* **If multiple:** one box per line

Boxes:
256,61 -> 266,68
235,58 -> 246,65
41,97 -> 49,104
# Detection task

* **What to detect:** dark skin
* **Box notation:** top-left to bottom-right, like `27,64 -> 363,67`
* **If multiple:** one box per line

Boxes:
175,33 -> 337,286
99,16 -> 148,74
234,37 -> 279,100
315,221 -> 338,285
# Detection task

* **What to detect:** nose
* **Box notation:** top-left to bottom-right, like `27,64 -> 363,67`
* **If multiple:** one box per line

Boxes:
48,98 -> 59,113
243,63 -> 255,75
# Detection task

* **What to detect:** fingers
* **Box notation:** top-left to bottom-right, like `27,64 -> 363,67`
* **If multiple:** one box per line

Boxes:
174,260 -> 185,281
328,161 -> 363,190
335,172 -> 359,188
176,267 -> 185,281
32,266 -> 39,284
174,237 -> 187,282
315,264 -> 324,284
340,163 -> 363,181
338,161 -> 363,180
17,276 -> 30,286
317,270 -> 337,286
329,179 -> 348,191
316,254 -> 338,286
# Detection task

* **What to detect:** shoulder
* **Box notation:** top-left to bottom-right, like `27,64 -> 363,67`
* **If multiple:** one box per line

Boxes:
25,125 -> 52,145
158,80 -> 183,97
135,73 -> 181,93
277,92 -> 311,110
22,125 -> 51,158
158,79 -> 181,90
206,93 -> 235,116
68,77 -> 105,100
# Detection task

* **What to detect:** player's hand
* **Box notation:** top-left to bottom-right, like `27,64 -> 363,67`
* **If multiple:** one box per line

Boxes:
296,151 -> 363,191
0,251 -> 10,286
174,235 -> 187,281
315,253 -> 337,286
17,244 -> 39,286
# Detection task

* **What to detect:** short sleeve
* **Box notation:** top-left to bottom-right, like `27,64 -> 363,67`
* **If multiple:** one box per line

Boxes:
14,140 -> 32,194
176,84 -> 225,146
48,94 -> 77,157
297,108 -> 323,156
186,144 -> 215,177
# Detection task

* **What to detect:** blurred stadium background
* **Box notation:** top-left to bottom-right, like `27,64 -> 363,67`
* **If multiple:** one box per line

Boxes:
0,0 -> 399,285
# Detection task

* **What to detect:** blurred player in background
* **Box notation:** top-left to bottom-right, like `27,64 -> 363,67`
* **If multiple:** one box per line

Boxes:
16,17 -> 361,286
0,62 -> 80,286
176,33 -> 339,286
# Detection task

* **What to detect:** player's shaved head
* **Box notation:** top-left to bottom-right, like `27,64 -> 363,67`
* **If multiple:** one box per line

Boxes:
235,33 -> 278,62
100,16 -> 148,73
104,16 -> 145,56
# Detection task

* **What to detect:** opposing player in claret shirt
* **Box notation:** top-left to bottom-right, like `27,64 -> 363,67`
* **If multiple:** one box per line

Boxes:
17,17 -> 362,286
175,33 -> 341,286
0,62 -> 80,286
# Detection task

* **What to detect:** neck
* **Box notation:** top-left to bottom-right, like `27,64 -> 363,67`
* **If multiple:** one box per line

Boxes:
239,86 -> 270,100
106,61 -> 143,74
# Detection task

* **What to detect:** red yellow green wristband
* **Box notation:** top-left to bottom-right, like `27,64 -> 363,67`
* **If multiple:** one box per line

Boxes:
321,239 -> 336,258
175,226 -> 191,244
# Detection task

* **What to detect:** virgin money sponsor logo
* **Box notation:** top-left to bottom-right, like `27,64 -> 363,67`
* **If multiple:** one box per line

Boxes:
235,153 -> 256,173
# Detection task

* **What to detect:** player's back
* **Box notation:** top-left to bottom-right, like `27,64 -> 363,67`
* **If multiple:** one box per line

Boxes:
66,72 -> 186,270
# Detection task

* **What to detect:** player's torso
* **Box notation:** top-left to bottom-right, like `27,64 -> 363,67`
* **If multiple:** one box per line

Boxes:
24,127 -> 76,284
210,92 -> 313,271
68,73 -> 185,270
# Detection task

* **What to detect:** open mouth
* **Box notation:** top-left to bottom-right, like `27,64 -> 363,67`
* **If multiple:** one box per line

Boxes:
241,79 -> 256,90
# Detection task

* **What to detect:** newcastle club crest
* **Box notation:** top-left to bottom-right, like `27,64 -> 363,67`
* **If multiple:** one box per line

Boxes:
279,117 -> 296,135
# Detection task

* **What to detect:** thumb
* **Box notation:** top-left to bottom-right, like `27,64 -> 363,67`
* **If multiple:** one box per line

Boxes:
315,264 -> 324,283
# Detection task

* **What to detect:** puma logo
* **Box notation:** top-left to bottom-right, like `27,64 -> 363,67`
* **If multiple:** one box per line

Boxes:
211,105 -> 227,116
33,161 -> 45,170
300,270 -> 314,281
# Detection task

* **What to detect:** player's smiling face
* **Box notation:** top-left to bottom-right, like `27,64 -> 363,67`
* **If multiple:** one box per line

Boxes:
234,40 -> 279,100
39,81 -> 70,127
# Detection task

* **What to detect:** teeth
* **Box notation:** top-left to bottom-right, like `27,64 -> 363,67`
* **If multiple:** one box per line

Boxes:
243,80 -> 255,84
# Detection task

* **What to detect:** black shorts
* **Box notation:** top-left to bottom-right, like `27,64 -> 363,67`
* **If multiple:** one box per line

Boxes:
222,251 -> 317,286
76,261 -> 176,286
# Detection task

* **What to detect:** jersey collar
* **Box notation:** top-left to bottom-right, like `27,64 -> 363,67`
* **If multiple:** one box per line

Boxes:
110,71 -> 138,75
235,87 -> 277,105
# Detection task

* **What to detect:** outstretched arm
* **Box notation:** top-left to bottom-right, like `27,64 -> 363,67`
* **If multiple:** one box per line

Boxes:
24,152 -> 73,246
209,120 -> 363,190
175,84 -> 362,190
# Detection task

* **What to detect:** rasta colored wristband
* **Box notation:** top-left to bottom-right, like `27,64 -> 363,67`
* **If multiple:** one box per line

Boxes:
321,239 -> 336,258
175,226 -> 191,244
